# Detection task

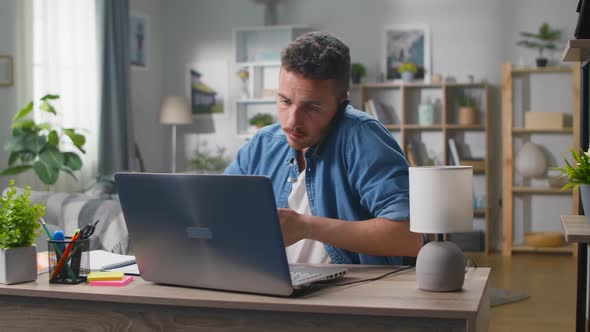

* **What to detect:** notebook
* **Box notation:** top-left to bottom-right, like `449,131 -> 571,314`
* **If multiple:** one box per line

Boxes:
89,250 -> 139,275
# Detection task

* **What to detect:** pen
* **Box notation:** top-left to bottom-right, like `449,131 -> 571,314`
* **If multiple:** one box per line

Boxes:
38,218 -> 77,280
50,229 -> 81,282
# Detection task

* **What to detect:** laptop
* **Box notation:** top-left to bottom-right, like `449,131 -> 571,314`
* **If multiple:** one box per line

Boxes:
114,172 -> 347,296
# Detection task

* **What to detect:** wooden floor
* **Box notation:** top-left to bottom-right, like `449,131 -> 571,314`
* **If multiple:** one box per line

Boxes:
466,252 -> 577,331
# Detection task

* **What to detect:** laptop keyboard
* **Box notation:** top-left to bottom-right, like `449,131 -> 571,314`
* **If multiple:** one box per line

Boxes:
290,271 -> 322,284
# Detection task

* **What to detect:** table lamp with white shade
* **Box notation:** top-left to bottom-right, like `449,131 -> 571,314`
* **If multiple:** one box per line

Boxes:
409,166 -> 473,292
159,96 -> 192,173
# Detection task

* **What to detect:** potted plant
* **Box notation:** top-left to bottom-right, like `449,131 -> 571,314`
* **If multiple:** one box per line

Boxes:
0,180 -> 45,284
398,63 -> 417,83
350,63 -> 367,84
457,94 -> 477,125
517,22 -> 561,67
248,113 -> 274,129
555,148 -> 590,223
189,146 -> 230,174
0,95 -> 87,188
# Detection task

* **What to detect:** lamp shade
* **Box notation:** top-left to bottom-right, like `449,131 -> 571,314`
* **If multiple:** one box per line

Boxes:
409,166 -> 473,234
159,96 -> 192,125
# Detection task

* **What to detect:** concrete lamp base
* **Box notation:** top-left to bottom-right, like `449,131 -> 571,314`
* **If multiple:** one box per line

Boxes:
416,240 -> 465,292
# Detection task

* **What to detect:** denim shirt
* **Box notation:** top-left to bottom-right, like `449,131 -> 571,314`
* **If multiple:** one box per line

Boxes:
225,105 -> 410,265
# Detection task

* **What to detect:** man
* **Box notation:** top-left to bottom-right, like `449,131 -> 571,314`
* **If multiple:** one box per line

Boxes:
225,32 -> 422,265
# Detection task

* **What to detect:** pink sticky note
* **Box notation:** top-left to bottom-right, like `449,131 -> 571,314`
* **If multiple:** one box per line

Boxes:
88,275 -> 134,286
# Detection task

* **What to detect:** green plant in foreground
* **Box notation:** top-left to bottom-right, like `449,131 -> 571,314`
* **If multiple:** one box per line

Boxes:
554,148 -> 590,189
0,180 -> 44,249
0,94 -> 86,186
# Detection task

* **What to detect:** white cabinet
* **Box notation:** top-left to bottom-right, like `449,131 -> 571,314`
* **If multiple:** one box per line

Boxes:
233,25 -> 310,136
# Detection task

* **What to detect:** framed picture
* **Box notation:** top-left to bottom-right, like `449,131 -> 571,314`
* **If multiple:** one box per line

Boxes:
0,55 -> 13,87
382,25 -> 431,82
130,14 -> 148,70
187,61 -> 229,117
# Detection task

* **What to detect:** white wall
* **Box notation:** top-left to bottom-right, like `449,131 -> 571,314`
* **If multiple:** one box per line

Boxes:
130,0 -> 166,172
0,0 -> 18,190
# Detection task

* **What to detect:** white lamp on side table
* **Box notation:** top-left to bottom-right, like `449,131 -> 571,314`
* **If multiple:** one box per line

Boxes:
159,96 -> 192,173
409,166 -> 473,292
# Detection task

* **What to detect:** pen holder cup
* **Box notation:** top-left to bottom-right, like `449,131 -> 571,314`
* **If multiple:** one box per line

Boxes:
48,237 -> 90,284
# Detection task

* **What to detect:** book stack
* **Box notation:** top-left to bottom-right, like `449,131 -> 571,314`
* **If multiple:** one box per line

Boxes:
363,99 -> 392,124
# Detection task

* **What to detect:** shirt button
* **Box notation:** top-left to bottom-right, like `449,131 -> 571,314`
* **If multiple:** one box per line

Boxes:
308,168 -> 311,172
287,177 -> 292,183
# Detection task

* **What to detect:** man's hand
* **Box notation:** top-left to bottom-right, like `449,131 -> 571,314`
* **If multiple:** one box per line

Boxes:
277,208 -> 308,246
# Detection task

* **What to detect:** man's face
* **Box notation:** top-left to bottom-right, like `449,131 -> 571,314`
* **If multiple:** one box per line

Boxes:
277,69 -> 343,151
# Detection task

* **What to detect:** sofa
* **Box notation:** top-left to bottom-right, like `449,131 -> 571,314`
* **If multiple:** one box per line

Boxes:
2,186 -> 130,255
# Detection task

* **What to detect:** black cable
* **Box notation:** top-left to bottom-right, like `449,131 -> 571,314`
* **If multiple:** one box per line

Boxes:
313,266 -> 414,287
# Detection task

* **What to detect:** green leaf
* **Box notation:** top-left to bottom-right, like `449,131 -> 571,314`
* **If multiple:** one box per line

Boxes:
61,166 -> 78,181
8,152 -> 19,166
23,134 -> 46,154
40,94 -> 59,101
38,146 -> 64,169
12,102 -> 33,121
47,130 -> 58,146
0,180 -> 44,248
33,160 -> 59,185
39,101 -> 57,115
4,136 -> 26,152
36,122 -> 52,131
11,119 -> 35,129
63,129 -> 86,153
19,152 -> 35,163
63,152 -> 82,171
0,165 -> 33,176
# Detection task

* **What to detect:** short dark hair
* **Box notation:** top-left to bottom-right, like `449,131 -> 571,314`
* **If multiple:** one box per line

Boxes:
281,31 -> 350,98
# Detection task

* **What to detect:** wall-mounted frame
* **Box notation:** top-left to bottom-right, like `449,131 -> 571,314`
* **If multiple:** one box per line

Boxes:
382,25 -> 431,82
130,13 -> 149,70
0,55 -> 14,87
186,61 -> 230,119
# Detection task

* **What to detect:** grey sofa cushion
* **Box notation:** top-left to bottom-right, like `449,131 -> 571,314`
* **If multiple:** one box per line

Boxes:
1,188 -> 129,254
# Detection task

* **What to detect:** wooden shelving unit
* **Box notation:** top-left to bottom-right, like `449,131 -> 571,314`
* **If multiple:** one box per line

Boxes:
358,82 -> 492,254
501,62 -> 580,256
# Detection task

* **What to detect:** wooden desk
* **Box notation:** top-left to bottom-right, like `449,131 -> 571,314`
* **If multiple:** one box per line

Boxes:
0,265 -> 490,331
562,215 -> 590,332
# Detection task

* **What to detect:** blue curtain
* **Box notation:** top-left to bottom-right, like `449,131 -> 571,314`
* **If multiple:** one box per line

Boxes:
96,0 -> 135,175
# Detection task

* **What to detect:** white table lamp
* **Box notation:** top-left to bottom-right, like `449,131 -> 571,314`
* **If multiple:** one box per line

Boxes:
409,166 -> 473,292
159,96 -> 192,173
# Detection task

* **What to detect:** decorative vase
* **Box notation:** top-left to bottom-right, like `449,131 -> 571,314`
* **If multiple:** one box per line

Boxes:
418,98 -> 435,125
458,107 -> 477,125
401,71 -> 414,83
515,142 -> 547,177
581,185 -> 590,224
0,245 -> 37,284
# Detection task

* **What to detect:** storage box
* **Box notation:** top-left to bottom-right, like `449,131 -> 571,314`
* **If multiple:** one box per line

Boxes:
447,231 -> 484,252
524,112 -> 569,129
460,159 -> 486,173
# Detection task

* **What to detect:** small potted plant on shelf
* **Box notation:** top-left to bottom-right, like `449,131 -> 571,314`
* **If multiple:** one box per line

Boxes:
397,63 -> 417,83
517,22 -> 561,67
248,113 -> 274,129
554,148 -> 590,223
457,94 -> 477,125
0,180 -> 45,284
350,63 -> 367,84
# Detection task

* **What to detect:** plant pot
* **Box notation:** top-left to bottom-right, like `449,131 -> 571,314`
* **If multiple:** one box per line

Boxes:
536,58 -> 548,67
351,75 -> 361,84
458,106 -> 477,125
581,184 -> 590,224
401,72 -> 414,83
0,245 -> 37,284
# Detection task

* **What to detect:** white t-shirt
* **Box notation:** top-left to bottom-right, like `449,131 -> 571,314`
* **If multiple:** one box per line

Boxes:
284,169 -> 331,264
